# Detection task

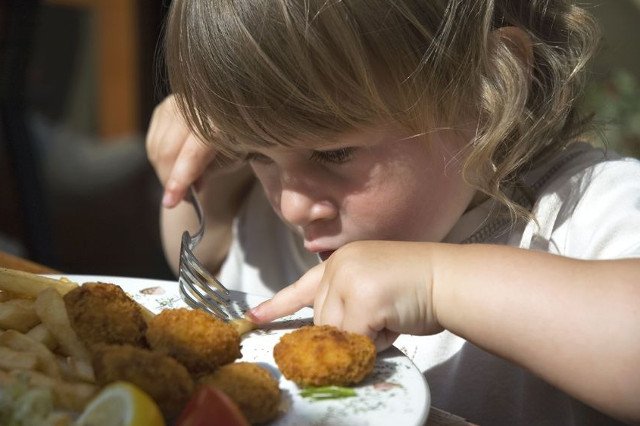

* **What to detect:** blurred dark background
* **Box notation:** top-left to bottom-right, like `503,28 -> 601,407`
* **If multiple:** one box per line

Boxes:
0,0 -> 638,279
0,0 -> 173,278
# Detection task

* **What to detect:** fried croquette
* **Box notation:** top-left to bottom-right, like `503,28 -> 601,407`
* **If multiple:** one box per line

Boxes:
200,362 -> 281,424
92,344 -> 194,420
146,308 -> 241,376
64,282 -> 147,348
274,325 -> 376,387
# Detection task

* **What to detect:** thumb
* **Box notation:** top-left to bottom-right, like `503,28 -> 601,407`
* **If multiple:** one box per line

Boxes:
247,263 -> 325,323
373,329 -> 400,352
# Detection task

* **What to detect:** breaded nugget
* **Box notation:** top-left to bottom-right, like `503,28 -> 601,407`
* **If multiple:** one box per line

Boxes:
92,344 -> 194,420
64,282 -> 147,348
274,325 -> 376,387
146,308 -> 241,376
200,362 -> 281,424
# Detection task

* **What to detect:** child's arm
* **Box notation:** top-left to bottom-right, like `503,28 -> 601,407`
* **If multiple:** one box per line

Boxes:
249,241 -> 640,423
432,243 -> 640,423
146,95 -> 254,274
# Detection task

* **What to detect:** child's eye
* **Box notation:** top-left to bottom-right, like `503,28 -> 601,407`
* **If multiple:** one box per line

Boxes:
309,147 -> 356,164
245,152 -> 273,164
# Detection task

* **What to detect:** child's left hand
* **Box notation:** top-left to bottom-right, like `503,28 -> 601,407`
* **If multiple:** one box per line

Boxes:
248,240 -> 442,350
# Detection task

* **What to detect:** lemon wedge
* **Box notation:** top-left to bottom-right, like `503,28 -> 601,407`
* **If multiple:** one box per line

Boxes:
76,381 -> 165,426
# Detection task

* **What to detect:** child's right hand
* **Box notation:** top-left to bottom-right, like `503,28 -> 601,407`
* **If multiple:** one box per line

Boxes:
248,241 -> 443,351
146,94 -> 217,208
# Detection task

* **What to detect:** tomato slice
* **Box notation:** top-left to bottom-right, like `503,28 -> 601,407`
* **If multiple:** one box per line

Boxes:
176,384 -> 249,426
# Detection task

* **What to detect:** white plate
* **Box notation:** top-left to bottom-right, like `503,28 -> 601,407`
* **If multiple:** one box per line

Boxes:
57,275 -> 430,426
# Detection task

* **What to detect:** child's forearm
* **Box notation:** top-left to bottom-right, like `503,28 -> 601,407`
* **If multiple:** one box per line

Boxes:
431,243 -> 640,423
160,165 -> 255,275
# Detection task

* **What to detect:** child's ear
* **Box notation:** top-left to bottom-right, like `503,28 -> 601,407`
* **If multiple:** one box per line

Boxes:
493,26 -> 534,71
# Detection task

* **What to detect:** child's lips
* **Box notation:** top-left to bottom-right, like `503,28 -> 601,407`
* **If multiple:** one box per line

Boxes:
318,250 -> 335,261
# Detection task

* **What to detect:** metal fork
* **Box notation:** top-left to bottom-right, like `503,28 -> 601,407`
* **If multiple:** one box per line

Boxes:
178,186 -> 241,320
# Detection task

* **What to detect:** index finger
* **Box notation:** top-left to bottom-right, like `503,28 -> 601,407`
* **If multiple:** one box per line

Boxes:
247,263 -> 325,323
163,135 -> 217,207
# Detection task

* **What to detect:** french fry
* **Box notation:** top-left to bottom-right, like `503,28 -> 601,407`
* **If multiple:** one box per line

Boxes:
0,368 -> 10,384
0,276 -> 146,420
0,330 -> 61,378
232,317 -> 258,336
0,299 -> 40,332
138,304 -> 156,323
0,290 -> 16,302
57,356 -> 95,384
71,358 -> 95,384
5,369 -> 98,412
0,346 -> 38,370
44,412 -> 74,426
26,323 -> 58,351
0,267 -> 78,298
34,288 -> 91,362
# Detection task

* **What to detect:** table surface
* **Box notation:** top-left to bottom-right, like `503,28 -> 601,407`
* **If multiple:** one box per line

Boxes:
0,250 -> 473,426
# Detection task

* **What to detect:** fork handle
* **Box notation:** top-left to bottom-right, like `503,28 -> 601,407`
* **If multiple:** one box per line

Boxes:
186,185 -> 206,245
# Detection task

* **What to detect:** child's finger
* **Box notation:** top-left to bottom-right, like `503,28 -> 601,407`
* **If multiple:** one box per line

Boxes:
330,300 -> 396,352
314,285 -> 344,330
247,263 -> 325,323
163,135 -> 216,207
317,294 -> 395,351
372,329 -> 400,352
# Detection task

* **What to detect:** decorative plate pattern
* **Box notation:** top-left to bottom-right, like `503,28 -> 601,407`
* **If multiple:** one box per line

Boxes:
56,275 -> 430,426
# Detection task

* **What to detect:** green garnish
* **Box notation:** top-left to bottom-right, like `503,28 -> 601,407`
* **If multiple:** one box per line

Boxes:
300,386 -> 357,400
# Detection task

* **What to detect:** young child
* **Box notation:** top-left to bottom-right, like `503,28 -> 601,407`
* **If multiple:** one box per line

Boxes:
146,1 -> 640,424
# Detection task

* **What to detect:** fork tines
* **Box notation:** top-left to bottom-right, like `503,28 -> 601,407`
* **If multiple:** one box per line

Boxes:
178,230 -> 235,320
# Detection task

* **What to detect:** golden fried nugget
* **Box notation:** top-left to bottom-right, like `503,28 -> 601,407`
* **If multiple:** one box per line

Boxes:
200,362 -> 281,424
146,308 -> 241,376
274,325 -> 376,387
63,282 -> 147,348
92,344 -> 194,420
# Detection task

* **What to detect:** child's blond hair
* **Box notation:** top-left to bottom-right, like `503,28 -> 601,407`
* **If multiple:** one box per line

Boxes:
165,0 -> 600,220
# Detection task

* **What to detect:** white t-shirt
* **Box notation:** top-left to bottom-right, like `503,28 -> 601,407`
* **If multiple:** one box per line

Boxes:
218,142 -> 640,425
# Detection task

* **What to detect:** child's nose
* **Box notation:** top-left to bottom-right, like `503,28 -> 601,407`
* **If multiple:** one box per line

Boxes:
279,188 -> 336,227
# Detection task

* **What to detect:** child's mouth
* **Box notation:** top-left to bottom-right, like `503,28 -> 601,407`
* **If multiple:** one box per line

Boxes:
318,251 -> 335,261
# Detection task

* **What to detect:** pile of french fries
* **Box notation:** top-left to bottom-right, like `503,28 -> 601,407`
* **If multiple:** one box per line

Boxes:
0,268 -> 98,421
0,266 -> 260,424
